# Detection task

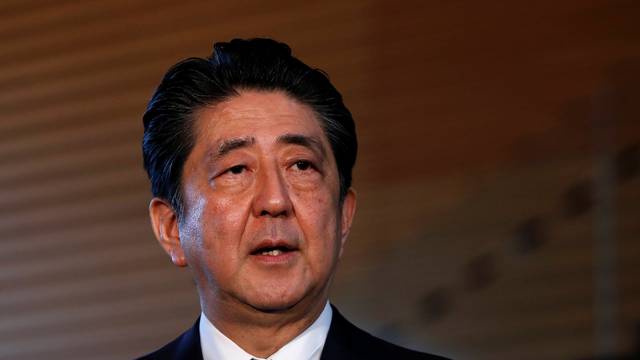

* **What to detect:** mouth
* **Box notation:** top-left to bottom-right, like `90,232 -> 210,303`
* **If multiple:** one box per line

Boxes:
253,247 -> 292,256
250,240 -> 299,264
251,242 -> 297,256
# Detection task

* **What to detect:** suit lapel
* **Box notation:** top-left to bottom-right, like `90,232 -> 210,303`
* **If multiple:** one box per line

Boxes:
173,318 -> 203,360
319,305 -> 355,360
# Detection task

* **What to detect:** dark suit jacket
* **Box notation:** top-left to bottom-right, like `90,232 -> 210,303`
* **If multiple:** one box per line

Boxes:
137,305 -> 449,359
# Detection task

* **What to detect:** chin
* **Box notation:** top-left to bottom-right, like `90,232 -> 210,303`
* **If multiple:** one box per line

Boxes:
245,285 -> 309,313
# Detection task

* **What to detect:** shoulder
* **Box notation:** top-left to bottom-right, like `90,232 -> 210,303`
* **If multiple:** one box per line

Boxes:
321,305 -> 450,360
135,318 -> 202,360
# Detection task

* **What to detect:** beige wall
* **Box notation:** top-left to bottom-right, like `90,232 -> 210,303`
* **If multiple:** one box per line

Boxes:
1,1 -> 639,359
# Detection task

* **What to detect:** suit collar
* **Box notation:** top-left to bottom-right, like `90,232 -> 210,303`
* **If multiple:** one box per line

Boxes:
175,318 -> 203,360
319,304 -> 354,360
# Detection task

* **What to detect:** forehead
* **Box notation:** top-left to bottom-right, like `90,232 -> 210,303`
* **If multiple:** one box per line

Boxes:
194,90 -> 327,145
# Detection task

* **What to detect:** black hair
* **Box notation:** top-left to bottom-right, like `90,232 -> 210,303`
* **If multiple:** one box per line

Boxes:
142,38 -> 357,217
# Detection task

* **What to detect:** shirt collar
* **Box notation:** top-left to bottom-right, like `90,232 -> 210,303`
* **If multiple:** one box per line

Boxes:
199,302 -> 333,360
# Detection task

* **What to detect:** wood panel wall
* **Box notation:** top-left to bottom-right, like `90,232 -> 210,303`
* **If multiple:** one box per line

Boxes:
1,1 -> 639,359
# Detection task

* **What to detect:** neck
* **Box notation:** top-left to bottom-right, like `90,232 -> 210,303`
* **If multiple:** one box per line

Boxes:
202,295 -> 328,358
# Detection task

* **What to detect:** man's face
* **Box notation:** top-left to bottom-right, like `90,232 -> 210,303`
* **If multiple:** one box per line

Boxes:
158,90 -> 355,313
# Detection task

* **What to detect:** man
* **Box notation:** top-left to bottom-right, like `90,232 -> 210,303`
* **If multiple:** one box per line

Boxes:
139,38 -> 448,360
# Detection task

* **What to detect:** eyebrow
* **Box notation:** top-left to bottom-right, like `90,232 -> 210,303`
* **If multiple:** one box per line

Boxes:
277,133 -> 326,158
209,133 -> 327,162
214,136 -> 256,160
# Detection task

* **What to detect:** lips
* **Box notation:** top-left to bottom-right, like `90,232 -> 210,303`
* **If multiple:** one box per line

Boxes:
249,240 -> 300,265
250,240 -> 298,256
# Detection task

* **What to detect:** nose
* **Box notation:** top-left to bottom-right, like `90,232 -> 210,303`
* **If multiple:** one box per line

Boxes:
252,163 -> 292,218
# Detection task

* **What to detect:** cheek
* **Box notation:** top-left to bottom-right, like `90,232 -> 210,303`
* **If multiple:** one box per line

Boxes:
179,195 -> 206,245
180,195 -> 248,265
201,197 -> 249,254
294,188 -> 341,250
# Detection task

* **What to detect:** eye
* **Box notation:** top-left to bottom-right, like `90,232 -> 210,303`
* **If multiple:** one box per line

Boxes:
293,160 -> 312,171
226,165 -> 246,175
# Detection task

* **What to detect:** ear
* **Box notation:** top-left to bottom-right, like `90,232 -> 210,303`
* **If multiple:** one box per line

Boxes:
338,188 -> 357,257
149,197 -> 187,267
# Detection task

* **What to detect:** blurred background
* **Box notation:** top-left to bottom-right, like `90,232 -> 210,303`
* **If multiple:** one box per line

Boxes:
1,1 -> 639,359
